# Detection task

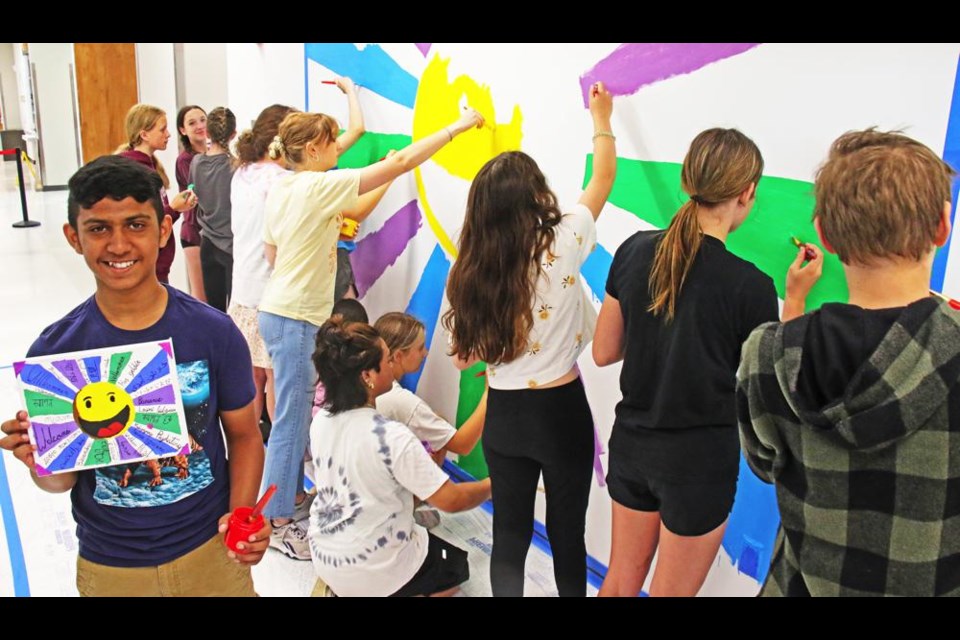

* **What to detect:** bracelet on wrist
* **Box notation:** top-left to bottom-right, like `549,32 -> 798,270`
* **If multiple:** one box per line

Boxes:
593,131 -> 616,141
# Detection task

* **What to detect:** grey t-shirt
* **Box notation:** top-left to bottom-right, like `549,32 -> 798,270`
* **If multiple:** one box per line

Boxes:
189,153 -> 234,254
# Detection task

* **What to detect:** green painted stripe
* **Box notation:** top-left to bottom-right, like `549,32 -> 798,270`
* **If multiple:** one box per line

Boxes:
337,131 -> 413,169
584,155 -> 848,309
454,362 -> 489,479
84,439 -> 110,466
135,412 -> 182,434
23,389 -> 74,417
108,352 -> 132,384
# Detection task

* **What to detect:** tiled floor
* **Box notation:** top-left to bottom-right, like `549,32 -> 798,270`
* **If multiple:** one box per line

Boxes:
0,159 -> 582,597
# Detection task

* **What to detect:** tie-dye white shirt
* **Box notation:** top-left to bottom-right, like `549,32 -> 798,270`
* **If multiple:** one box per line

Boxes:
486,204 -> 598,390
308,407 -> 449,597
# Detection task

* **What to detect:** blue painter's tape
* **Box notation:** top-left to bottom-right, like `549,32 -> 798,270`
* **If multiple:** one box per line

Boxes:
304,43 -> 418,109
721,454 -> 780,583
580,243 -> 614,303
401,245 -> 451,393
0,450 -> 30,596
932,55 -> 960,291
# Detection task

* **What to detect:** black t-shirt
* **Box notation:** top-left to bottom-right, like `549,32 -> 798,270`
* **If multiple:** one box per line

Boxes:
607,231 -> 778,424
606,231 -> 778,479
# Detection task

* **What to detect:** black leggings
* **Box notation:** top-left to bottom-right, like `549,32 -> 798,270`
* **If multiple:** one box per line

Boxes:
200,236 -> 233,312
482,377 -> 594,597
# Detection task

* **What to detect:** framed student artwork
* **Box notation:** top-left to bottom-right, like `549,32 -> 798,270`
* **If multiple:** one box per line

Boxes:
13,339 -> 190,476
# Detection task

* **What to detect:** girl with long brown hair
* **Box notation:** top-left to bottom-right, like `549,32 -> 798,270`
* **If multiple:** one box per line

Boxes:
175,104 -> 207,301
442,82 -> 615,597
592,128 -> 822,596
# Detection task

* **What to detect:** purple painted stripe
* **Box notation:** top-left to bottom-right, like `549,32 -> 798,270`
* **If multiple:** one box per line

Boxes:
160,341 -> 173,359
579,43 -> 761,107
32,421 -> 79,457
592,419 -> 606,488
134,384 -> 175,406
353,200 -> 423,298
51,359 -> 85,390
415,43 -> 431,56
116,436 -> 141,461
13,361 -> 25,377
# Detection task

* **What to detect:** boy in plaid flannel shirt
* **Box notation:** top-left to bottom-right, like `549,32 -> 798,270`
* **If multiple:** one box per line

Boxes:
737,129 -> 959,596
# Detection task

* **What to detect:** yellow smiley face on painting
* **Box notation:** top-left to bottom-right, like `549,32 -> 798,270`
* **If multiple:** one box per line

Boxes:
73,382 -> 135,439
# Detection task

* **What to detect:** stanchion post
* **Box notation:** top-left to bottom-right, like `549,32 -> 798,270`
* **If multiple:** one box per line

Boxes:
11,147 -> 40,228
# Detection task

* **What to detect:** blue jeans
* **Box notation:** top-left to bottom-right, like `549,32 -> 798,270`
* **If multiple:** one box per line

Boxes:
258,311 -> 319,519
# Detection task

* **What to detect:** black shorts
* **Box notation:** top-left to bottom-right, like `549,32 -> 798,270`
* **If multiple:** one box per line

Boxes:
606,426 -> 738,537
180,236 -> 201,249
390,533 -> 469,597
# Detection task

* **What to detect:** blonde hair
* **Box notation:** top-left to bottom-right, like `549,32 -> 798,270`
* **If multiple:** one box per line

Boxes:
268,112 -> 339,166
648,128 -> 763,322
815,128 -> 955,265
115,103 -> 170,189
375,312 -> 426,356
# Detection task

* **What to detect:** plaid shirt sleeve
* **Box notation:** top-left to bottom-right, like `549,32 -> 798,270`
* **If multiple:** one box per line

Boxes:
737,321 -> 783,484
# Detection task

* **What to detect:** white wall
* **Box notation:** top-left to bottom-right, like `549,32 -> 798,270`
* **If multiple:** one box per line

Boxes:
28,43 -> 80,188
181,43 -> 228,112
225,43 -> 305,131
0,43 -> 22,130
135,42 -> 188,292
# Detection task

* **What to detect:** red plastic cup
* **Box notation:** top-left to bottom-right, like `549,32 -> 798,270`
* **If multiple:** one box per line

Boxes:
224,506 -> 264,553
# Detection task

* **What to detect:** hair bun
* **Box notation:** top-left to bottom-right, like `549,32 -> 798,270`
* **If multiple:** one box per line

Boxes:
267,135 -> 285,160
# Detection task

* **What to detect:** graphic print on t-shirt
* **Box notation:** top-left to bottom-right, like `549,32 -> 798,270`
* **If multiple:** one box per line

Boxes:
93,360 -> 214,507
309,414 -> 415,569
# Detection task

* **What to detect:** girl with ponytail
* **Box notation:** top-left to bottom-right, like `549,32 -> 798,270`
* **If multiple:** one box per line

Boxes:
593,128 -> 821,597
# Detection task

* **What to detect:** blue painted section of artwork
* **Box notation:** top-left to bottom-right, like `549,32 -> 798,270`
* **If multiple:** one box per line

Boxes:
721,455 -> 780,582
580,243 -> 614,303
400,244 -> 451,393
124,349 -> 170,395
304,43 -> 418,109
127,426 -> 179,456
82,356 -> 101,383
46,433 -> 89,473
932,55 -> 960,291
16,364 -> 75,400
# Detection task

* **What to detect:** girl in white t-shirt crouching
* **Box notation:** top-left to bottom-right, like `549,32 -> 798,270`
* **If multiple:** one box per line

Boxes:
308,317 -> 491,596
374,312 -> 487,463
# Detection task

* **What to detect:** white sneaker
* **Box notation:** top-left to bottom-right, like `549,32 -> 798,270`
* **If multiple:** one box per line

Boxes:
292,491 -> 316,523
270,519 -> 311,561
414,507 -> 441,530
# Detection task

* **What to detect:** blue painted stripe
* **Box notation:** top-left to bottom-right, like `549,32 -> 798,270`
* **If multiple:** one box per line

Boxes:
0,450 -> 30,596
401,244 -> 451,393
126,426 -> 179,456
580,243 -> 614,303
721,454 -> 780,583
443,460 -> 608,590
303,47 -> 309,111
304,43 -> 418,109
932,54 -> 960,291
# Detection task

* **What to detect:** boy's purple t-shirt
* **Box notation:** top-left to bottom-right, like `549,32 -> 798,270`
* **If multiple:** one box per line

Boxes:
26,285 -> 256,567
